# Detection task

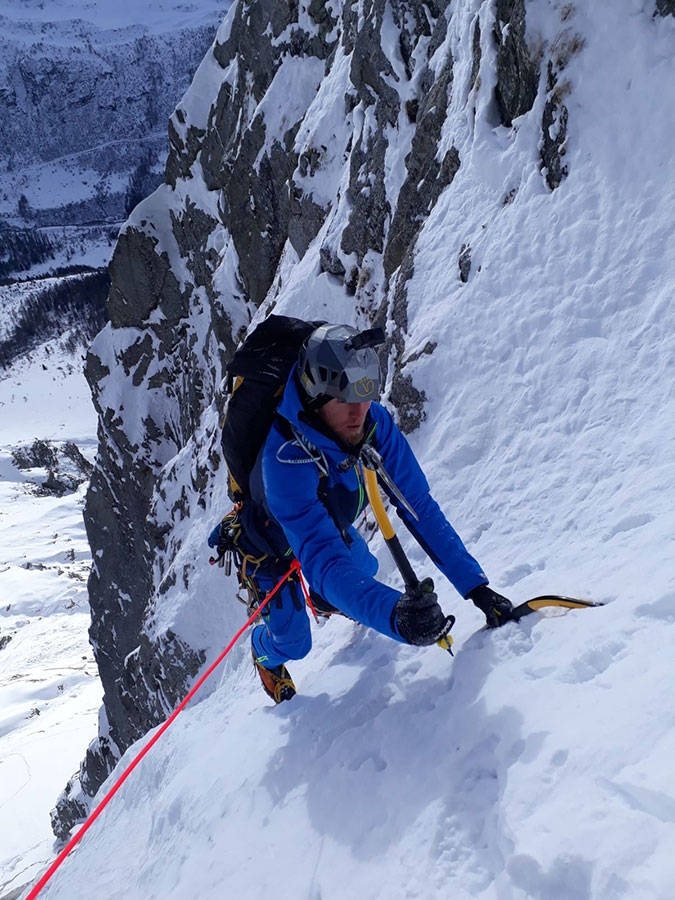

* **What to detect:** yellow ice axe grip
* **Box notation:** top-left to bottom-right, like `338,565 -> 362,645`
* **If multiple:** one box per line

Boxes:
511,595 -> 603,618
362,464 -> 454,653
362,465 -> 419,588
436,634 -> 454,652
362,466 -> 395,540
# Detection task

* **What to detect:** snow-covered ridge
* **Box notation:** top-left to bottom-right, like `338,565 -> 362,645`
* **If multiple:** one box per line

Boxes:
0,0 -> 229,284
0,0 -> 225,33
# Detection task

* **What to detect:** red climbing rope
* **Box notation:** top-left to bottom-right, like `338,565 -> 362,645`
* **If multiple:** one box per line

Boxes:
25,559 -> 302,900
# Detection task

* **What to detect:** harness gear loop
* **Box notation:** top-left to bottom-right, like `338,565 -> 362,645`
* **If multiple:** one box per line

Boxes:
239,551 -> 272,616
210,504 -> 287,619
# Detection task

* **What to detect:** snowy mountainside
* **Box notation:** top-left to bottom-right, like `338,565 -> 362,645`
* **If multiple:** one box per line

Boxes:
0,344 -> 100,899
27,0 -> 675,897
0,0 -> 228,280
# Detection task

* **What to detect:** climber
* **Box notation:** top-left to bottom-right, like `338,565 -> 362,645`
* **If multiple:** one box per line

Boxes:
209,322 -> 513,702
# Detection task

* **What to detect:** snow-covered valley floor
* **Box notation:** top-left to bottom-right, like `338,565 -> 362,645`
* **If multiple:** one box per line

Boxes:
0,348 -> 100,898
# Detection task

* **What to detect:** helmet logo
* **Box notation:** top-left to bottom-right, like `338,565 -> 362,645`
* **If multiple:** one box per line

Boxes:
355,377 -> 376,398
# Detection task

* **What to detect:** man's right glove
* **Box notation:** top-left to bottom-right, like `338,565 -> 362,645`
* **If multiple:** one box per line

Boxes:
207,520 -> 232,558
392,578 -> 454,646
207,523 -> 223,549
466,584 -> 514,628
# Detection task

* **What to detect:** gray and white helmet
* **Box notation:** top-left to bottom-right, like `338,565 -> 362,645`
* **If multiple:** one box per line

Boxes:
297,324 -> 384,404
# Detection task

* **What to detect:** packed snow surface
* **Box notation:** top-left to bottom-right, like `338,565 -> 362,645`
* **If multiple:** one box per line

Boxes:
0,348 -> 100,897
1,1 -> 674,899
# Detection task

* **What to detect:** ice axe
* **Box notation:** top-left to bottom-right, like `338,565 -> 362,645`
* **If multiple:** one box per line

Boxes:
360,445 -> 455,653
508,595 -> 604,618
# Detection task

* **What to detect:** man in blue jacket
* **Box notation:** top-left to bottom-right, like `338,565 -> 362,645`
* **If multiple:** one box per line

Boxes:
212,323 -> 513,703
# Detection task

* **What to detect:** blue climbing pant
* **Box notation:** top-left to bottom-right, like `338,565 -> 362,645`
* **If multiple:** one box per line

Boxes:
250,573 -> 312,670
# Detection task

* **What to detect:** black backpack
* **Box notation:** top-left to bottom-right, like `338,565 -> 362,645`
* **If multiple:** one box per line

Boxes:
221,314 -> 325,501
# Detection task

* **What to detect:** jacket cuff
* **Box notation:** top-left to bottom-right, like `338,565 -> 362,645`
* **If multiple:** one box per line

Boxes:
464,579 -> 489,600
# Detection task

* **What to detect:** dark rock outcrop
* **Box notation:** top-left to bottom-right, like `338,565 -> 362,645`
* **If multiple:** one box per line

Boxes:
541,61 -> 570,191
494,0 -> 538,127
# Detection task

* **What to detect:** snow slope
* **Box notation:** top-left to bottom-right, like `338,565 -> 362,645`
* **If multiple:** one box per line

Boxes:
4,1 -> 675,899
0,346 -> 100,897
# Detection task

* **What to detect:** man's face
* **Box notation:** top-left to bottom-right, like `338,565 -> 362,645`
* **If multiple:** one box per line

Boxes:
316,398 -> 371,446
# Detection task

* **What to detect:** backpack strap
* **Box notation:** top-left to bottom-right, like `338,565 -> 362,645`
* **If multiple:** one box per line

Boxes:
274,416 -> 357,546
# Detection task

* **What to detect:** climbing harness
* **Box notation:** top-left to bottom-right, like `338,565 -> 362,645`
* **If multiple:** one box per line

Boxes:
209,503 -> 281,619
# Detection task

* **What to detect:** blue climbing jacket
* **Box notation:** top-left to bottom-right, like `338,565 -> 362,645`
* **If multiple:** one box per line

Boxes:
249,368 -> 488,640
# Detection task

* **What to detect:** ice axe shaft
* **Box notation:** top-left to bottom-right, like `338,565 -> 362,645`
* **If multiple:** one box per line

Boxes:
361,462 -> 454,653
362,464 -> 419,590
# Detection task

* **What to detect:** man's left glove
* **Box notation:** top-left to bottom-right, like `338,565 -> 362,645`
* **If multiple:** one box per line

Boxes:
466,584 -> 515,628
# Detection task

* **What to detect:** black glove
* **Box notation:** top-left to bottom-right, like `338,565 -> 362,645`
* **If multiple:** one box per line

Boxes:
207,520 -> 232,558
466,584 -> 514,628
392,578 -> 453,646
207,522 -> 223,549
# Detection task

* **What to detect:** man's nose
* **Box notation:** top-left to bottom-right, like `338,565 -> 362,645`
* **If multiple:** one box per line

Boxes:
348,402 -> 369,421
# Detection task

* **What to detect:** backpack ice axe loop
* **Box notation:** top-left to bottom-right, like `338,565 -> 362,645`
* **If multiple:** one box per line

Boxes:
360,448 -> 455,654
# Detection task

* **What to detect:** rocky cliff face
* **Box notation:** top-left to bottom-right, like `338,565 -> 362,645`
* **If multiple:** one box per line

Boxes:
1,28 -> 202,177
0,1 -> 223,278
52,0 -> 603,839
